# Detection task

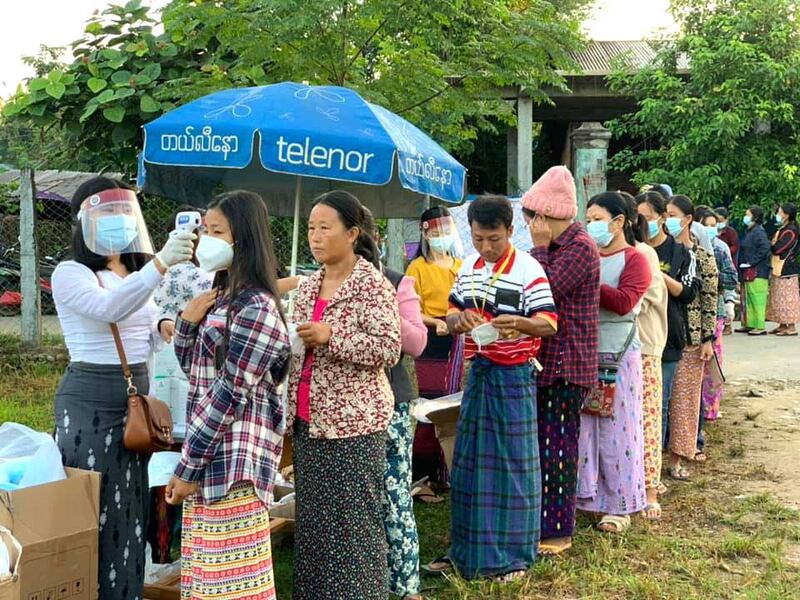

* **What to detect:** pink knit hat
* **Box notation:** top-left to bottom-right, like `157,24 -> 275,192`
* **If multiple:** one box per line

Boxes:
521,166 -> 577,220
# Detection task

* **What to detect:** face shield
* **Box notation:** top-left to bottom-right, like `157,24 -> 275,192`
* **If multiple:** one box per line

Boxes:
77,188 -> 155,256
420,215 -> 464,258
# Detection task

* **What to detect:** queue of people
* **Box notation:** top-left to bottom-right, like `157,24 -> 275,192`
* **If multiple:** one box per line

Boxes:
48,171 -> 797,600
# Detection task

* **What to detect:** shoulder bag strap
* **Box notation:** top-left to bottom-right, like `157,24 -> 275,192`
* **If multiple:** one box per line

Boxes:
95,273 -> 136,394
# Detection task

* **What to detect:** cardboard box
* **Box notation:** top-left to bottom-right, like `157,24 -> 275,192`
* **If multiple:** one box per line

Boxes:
427,405 -> 461,472
0,467 -> 100,600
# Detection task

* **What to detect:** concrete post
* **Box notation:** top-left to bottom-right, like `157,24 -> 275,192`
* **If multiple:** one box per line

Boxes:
571,122 -> 612,223
386,218 -> 405,272
19,168 -> 41,348
507,94 -> 533,195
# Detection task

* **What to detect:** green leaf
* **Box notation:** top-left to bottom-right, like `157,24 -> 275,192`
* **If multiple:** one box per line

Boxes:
80,103 -> 99,122
47,70 -> 63,84
111,70 -> 133,85
140,63 -> 161,82
102,106 -> 126,123
85,21 -> 103,35
87,77 -> 108,93
114,87 -> 136,100
112,122 -> 138,145
139,94 -> 160,113
87,62 -> 100,77
28,78 -> 49,92
45,82 -> 66,99
159,43 -> 178,57
96,89 -> 116,104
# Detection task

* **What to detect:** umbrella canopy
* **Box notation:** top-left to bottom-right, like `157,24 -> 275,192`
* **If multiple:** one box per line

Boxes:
139,82 -> 466,218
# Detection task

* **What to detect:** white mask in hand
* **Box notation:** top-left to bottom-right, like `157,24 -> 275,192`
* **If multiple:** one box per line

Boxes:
471,322 -> 499,350
196,235 -> 234,273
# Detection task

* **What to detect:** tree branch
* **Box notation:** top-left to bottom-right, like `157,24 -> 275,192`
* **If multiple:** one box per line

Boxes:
342,3 -> 408,78
285,40 -> 337,82
396,75 -> 467,114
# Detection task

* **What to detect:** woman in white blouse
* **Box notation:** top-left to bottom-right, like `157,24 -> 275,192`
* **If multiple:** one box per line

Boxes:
51,176 -> 194,600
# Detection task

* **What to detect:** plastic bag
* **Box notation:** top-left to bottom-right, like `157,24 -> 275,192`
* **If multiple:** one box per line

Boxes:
0,423 -> 66,490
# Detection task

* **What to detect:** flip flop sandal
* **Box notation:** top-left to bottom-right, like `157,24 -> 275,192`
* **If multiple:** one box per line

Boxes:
776,331 -> 799,337
492,570 -> 527,583
642,502 -> 662,521
668,466 -> 691,481
412,485 -> 444,504
748,330 -> 767,336
656,482 -> 669,495
539,540 -> 573,556
422,555 -> 453,574
597,514 -> 631,534
694,451 -> 708,463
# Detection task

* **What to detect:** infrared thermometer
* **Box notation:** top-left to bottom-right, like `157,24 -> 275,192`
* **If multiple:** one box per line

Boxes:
175,211 -> 202,233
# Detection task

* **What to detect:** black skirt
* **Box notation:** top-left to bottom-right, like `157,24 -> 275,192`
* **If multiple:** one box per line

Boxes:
292,420 -> 388,600
54,362 -> 150,600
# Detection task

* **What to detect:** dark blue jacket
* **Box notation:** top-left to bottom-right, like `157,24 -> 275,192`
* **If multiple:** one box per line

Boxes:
740,224 -> 772,280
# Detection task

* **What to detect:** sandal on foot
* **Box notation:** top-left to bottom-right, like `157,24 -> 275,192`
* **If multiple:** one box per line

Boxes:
643,502 -> 662,521
668,466 -> 691,481
776,330 -> 798,337
597,514 -> 631,534
538,538 -> 572,556
412,485 -> 444,504
422,555 -> 453,574
656,482 -> 669,495
748,329 -> 767,336
492,570 -> 526,583
694,451 -> 708,463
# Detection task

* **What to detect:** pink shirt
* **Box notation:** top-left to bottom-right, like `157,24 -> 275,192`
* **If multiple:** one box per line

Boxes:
296,297 -> 328,422
396,275 -> 427,358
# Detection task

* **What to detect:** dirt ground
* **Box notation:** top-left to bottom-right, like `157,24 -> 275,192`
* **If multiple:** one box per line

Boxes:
714,328 -> 800,508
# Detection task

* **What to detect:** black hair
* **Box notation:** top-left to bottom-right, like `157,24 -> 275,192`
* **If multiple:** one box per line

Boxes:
668,194 -> 695,220
715,206 -> 729,219
694,205 -> 717,225
619,191 -> 648,244
206,190 -> 289,382
69,176 -> 150,273
467,195 -> 513,230
414,205 -> 452,261
780,203 -> 797,224
588,191 -> 637,246
314,190 -> 381,269
170,204 -> 204,266
748,205 -> 764,224
635,191 -> 667,216
521,207 -> 536,220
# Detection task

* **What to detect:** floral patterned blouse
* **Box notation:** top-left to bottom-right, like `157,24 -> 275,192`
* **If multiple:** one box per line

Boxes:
153,262 -> 214,320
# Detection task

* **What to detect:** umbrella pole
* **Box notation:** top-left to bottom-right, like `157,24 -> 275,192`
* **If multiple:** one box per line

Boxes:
290,177 -> 302,277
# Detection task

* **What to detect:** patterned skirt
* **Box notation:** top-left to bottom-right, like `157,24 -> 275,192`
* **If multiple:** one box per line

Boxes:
642,355 -> 663,489
766,275 -> 800,324
450,357 -> 540,579
668,346 -> 704,460
293,421 -> 388,600
537,381 -> 586,539
54,362 -> 149,600
576,347 -> 646,515
702,318 -> 726,421
181,482 -> 275,600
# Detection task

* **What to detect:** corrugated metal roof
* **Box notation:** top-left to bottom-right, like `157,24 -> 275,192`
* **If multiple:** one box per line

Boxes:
565,40 -> 690,76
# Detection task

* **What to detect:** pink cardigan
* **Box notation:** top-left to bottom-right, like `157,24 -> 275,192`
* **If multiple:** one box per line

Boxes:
397,275 -> 427,358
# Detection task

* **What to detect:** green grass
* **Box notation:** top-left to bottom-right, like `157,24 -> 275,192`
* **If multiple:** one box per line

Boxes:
2,335 -> 799,599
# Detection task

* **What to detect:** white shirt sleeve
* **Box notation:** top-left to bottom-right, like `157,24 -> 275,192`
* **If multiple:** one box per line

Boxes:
52,260 -> 163,324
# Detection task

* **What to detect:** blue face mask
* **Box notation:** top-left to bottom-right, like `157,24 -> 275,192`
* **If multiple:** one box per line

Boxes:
587,220 -> 614,248
716,222 -> 726,231
776,214 -> 784,226
743,215 -> 752,227
665,217 -> 684,237
428,234 -> 453,254
705,225 -> 718,241
96,214 -> 139,252
647,219 -> 661,240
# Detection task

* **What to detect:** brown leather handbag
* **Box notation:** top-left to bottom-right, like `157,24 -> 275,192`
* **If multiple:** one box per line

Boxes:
107,322 -> 174,453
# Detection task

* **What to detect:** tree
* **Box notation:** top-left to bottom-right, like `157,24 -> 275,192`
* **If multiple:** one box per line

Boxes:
608,0 -> 800,214
3,0 -> 588,175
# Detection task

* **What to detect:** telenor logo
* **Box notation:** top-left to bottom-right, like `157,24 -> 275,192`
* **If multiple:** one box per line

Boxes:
276,136 -> 375,174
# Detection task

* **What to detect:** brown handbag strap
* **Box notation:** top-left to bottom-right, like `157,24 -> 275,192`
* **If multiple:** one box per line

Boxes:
95,273 -> 136,394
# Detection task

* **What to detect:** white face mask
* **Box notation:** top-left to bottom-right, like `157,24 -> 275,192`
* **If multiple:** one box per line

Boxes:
195,235 -> 234,272
471,322 -> 499,349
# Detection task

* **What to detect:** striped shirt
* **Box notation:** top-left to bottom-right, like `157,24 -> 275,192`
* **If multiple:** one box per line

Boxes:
449,245 -> 557,365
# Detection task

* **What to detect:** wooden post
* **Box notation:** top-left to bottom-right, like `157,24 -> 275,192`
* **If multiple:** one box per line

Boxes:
19,168 -> 41,348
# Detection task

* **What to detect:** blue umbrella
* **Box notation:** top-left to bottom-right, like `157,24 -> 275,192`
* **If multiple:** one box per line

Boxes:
139,82 -> 467,273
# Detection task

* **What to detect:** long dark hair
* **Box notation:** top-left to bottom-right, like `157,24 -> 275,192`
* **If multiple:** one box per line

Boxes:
210,191 -> 290,382
669,194 -> 695,219
619,191 -> 648,244
749,205 -> 765,225
780,203 -> 797,225
414,205 -> 452,261
69,176 -> 150,272
636,191 -> 667,216
314,190 -> 381,269
588,191 -> 637,246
